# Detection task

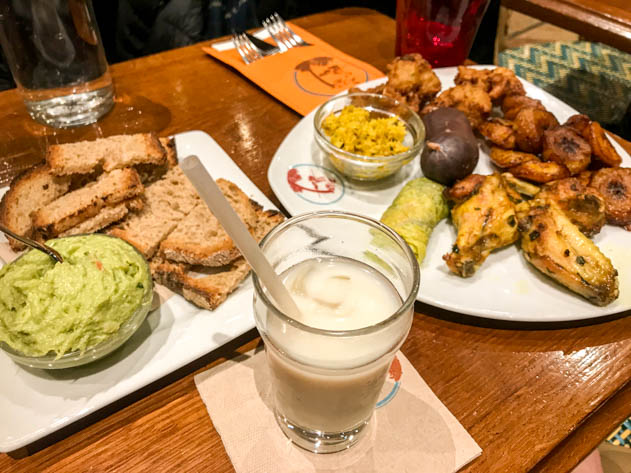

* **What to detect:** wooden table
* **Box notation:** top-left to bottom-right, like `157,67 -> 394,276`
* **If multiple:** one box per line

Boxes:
502,0 -> 631,55
1,7 -> 630,473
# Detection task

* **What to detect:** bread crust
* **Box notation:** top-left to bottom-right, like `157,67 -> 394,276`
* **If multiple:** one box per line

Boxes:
0,165 -> 72,249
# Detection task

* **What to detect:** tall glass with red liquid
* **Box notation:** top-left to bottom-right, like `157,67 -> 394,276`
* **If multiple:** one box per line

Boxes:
396,0 -> 491,67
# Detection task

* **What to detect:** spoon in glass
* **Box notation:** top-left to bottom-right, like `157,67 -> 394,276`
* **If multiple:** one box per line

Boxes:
0,223 -> 64,263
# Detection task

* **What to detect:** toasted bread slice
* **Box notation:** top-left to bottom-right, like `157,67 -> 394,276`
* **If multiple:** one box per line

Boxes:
33,168 -> 144,239
47,132 -> 166,176
159,179 -> 260,266
58,197 -> 144,237
136,136 -> 178,184
0,165 -> 72,250
152,208 -> 284,310
107,166 -> 199,259
160,137 -> 178,168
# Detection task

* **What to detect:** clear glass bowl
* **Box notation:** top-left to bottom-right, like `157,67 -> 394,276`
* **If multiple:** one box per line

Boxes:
313,92 -> 425,181
0,235 -> 153,370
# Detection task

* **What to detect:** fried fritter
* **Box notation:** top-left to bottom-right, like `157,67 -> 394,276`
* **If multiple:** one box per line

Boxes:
541,126 -> 591,175
479,118 -> 515,149
538,178 -> 606,236
443,173 -> 519,277
590,167 -> 631,229
510,159 -> 570,184
488,67 -> 526,101
513,107 -> 560,153
515,199 -> 618,306
454,66 -> 525,102
489,147 -> 538,169
564,114 -> 591,136
376,54 -> 441,112
421,84 -> 492,129
501,95 -> 545,120
454,66 -> 491,89
582,122 -> 622,167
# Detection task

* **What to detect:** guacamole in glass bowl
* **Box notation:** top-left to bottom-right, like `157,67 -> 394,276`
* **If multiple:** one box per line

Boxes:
0,234 -> 153,369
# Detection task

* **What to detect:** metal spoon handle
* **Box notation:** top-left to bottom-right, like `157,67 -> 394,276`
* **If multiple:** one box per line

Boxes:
0,223 -> 64,263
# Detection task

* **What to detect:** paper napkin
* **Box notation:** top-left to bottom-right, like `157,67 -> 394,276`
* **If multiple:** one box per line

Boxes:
203,24 -> 385,116
194,348 -> 482,473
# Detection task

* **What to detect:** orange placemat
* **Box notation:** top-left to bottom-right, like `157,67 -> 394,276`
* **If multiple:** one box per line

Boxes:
203,24 -> 385,116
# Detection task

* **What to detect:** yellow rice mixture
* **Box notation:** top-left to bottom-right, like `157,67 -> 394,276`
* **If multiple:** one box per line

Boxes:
322,105 -> 409,157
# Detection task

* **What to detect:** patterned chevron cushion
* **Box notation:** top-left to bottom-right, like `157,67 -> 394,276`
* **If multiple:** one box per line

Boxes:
498,41 -> 631,124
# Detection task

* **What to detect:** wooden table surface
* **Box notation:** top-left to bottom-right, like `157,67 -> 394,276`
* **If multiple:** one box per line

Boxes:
502,0 -> 631,55
1,7 -> 630,473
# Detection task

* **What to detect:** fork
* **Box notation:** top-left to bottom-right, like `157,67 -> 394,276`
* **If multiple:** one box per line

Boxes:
262,13 -> 311,52
232,32 -> 263,64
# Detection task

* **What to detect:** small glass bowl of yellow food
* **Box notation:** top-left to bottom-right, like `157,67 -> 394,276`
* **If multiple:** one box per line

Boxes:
0,234 -> 153,369
314,92 -> 425,181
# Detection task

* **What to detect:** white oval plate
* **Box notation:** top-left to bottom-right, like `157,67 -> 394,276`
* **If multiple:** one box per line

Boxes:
268,66 -> 631,322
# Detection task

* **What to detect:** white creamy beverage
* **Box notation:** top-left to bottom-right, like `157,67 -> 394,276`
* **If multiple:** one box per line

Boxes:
264,257 -> 411,434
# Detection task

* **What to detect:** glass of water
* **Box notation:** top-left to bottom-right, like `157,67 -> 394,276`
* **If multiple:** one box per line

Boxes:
0,0 -> 114,128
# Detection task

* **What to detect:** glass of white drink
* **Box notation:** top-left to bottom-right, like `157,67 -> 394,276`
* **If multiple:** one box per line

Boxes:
253,211 -> 419,453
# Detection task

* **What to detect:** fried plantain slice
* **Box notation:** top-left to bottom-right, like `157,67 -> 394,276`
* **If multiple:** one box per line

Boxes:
582,122 -> 622,167
542,126 -> 591,175
513,108 -> 560,153
479,118 -> 516,149
590,167 -> 631,228
501,95 -> 545,120
489,147 -> 538,169
563,114 -> 591,136
510,159 -> 570,184
538,178 -> 606,236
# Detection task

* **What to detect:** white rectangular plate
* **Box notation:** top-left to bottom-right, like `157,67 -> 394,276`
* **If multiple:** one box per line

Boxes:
0,130 -> 275,452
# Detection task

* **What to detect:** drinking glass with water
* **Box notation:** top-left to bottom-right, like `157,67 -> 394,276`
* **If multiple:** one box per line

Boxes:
0,0 -> 114,127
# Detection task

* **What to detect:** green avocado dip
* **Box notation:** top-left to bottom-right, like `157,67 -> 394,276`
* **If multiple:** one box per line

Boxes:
0,234 -> 151,358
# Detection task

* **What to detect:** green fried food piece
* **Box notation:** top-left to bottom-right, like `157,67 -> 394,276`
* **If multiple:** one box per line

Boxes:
380,178 -> 448,263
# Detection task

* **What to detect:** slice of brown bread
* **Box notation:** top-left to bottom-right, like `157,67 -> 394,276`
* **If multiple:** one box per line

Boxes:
47,132 -> 166,176
33,168 -> 144,239
160,137 -> 178,168
135,136 -> 178,184
0,165 -> 72,250
107,166 -> 199,259
58,197 -> 144,237
159,179 -> 260,266
152,208 -> 284,310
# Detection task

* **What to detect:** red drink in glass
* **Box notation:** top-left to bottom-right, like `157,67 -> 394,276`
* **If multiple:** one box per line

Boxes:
396,0 -> 491,67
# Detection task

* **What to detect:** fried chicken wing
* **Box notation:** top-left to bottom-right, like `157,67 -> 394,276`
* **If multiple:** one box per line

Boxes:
421,84 -> 492,129
542,126 -> 591,175
479,118 -> 515,149
454,66 -> 491,89
513,107 -> 560,153
500,173 -> 541,201
515,199 -> 618,306
502,95 -> 545,120
538,178 -> 606,236
590,167 -> 631,229
443,173 -> 519,277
